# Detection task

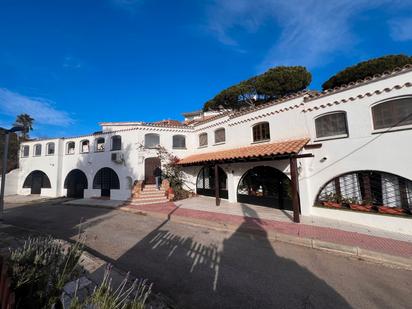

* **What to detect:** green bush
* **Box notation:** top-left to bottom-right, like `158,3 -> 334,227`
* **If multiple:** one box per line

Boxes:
322,54 -> 412,90
8,235 -> 84,308
69,265 -> 152,309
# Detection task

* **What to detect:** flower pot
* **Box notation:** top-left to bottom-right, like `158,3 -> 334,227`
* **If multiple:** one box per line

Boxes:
378,206 -> 407,215
322,201 -> 342,209
349,204 -> 374,212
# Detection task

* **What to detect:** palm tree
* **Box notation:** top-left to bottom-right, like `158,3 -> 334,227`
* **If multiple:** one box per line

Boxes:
14,113 -> 34,140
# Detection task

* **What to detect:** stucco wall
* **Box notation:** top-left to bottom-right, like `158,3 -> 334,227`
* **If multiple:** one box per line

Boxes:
14,69 -> 412,234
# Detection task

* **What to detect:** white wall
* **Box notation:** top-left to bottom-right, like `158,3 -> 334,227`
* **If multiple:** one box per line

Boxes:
14,69 -> 412,234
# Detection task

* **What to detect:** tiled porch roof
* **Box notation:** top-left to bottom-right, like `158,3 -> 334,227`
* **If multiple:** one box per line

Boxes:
177,138 -> 310,166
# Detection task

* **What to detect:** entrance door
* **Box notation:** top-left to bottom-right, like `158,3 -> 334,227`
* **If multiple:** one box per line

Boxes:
145,157 -> 161,184
65,169 -> 88,198
31,174 -> 42,194
101,188 -> 110,197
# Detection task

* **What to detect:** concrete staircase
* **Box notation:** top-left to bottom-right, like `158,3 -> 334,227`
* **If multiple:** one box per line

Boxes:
129,184 -> 168,206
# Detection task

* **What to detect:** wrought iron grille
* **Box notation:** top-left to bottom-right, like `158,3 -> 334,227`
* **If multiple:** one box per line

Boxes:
317,171 -> 412,215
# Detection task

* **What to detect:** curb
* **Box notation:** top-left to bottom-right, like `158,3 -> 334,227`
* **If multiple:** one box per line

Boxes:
119,206 -> 412,270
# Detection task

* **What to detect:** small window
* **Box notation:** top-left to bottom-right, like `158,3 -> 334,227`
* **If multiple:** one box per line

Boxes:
145,133 -> 160,149
173,135 -> 186,149
80,140 -> 90,153
46,142 -> 55,155
199,133 -> 208,147
111,135 -> 122,151
214,128 -> 226,144
34,144 -> 42,156
372,98 -> 412,130
66,141 -> 75,154
252,122 -> 270,142
21,145 -> 29,158
96,137 -> 105,152
315,112 -> 348,139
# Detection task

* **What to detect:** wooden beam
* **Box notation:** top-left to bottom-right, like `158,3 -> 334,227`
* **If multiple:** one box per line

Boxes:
289,156 -> 300,223
214,164 -> 220,206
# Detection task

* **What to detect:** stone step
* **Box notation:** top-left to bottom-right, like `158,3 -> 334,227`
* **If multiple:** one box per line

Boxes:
140,195 -> 165,199
134,196 -> 167,201
128,199 -> 169,206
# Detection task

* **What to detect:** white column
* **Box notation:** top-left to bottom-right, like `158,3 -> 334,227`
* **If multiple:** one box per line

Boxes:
227,169 -> 237,203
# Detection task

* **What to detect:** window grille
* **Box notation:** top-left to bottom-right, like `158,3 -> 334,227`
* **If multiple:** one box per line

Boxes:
372,98 -> 412,130
199,133 -> 208,147
111,135 -> 121,151
173,135 -> 186,148
214,128 -> 226,144
315,112 -> 348,138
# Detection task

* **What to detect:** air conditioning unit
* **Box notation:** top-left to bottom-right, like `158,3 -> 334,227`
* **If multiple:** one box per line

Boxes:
111,152 -> 124,164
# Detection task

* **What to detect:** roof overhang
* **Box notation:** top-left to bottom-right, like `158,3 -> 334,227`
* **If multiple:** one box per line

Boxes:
177,138 -> 311,166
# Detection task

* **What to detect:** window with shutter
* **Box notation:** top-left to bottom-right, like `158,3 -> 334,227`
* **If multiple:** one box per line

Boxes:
315,112 -> 348,138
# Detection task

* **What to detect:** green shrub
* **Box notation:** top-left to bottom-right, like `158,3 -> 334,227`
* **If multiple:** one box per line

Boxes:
322,54 -> 412,90
8,235 -> 84,308
70,265 -> 152,309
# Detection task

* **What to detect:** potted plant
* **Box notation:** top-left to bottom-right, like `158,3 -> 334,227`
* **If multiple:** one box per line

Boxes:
378,205 -> 408,215
321,193 -> 343,209
348,198 -> 374,212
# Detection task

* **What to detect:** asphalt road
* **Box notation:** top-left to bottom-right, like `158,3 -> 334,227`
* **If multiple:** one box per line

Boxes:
3,198 -> 412,309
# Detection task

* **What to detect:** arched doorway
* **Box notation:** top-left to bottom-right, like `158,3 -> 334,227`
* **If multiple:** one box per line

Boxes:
23,170 -> 51,194
237,166 -> 292,210
145,157 -> 161,184
64,169 -> 88,198
196,166 -> 228,199
93,167 -> 120,198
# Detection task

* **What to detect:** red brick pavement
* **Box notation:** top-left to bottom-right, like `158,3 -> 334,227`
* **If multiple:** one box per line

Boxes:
122,201 -> 412,259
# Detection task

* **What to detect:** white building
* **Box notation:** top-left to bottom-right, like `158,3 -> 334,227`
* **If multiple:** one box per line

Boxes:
8,66 -> 412,235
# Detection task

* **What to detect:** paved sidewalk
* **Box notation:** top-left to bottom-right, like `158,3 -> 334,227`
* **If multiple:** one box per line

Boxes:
121,198 -> 412,264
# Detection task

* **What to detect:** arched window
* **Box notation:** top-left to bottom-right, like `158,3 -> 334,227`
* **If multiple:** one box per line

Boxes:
145,133 -> 160,149
196,166 -> 228,199
34,144 -> 42,156
111,135 -> 122,151
214,128 -> 226,144
66,141 -> 75,154
315,112 -> 348,139
172,135 -> 186,149
23,170 -> 51,194
316,171 -> 412,215
46,142 -> 55,155
372,97 -> 412,130
21,145 -> 29,158
96,137 -> 105,152
93,167 -> 120,197
80,140 -> 90,153
252,122 -> 270,142
199,133 -> 208,147
237,166 -> 292,209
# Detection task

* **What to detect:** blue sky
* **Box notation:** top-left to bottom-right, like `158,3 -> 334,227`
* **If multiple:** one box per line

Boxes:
1,0 -> 412,138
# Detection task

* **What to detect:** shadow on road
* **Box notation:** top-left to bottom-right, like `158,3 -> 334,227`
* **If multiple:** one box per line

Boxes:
93,204 -> 351,308
4,197 -> 351,308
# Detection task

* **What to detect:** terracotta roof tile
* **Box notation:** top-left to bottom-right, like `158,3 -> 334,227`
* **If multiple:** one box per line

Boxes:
177,138 -> 310,165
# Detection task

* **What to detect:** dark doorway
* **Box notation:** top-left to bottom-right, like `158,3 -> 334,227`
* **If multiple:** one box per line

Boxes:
64,169 -> 88,198
23,170 -> 51,195
145,157 -> 161,184
93,167 -> 120,198
196,166 -> 228,199
237,166 -> 292,210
